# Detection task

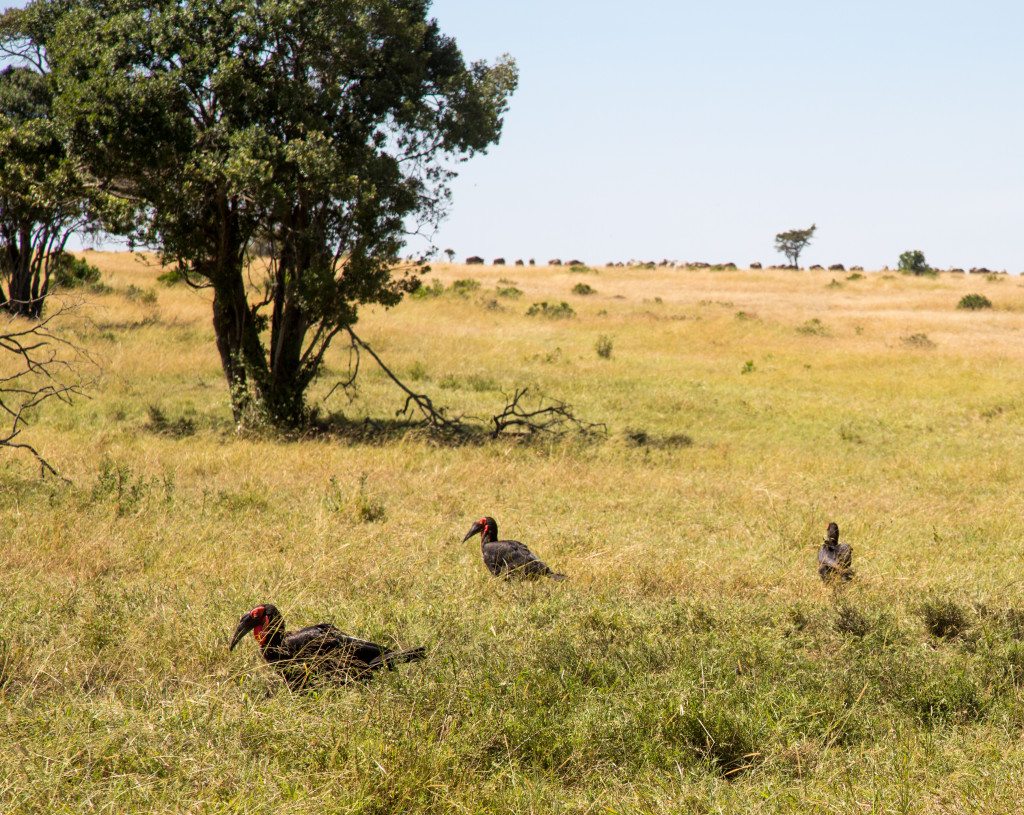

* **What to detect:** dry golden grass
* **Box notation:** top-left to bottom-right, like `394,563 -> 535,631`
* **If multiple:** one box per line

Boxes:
2,254 -> 1024,812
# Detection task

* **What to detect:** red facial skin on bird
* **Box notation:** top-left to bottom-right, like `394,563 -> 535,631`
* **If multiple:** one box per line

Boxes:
250,605 -> 267,646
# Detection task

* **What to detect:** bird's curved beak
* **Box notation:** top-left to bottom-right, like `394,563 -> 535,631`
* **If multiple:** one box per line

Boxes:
229,614 -> 257,651
462,521 -> 483,542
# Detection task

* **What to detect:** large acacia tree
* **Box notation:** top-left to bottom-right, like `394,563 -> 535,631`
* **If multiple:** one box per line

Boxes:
42,0 -> 516,425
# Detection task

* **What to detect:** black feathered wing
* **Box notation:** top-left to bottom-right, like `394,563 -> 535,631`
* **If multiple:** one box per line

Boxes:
483,539 -> 566,580
818,543 -> 854,581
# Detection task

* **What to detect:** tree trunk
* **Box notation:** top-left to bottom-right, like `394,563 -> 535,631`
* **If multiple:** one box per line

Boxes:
211,270 -> 269,424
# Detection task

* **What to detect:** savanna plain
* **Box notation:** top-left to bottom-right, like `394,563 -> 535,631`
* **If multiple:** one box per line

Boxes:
3,255 -> 1024,814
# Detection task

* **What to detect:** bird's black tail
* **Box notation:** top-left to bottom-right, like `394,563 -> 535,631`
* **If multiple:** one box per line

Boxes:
370,646 -> 427,670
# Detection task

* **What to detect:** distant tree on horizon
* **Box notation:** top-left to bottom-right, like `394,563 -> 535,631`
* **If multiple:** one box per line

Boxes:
898,250 -> 932,276
774,224 -> 817,269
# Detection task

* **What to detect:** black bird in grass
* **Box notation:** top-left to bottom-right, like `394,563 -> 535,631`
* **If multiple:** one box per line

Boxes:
462,516 -> 566,581
229,604 -> 426,690
818,522 -> 854,582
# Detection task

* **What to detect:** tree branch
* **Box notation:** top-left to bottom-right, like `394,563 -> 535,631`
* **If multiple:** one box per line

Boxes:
0,301 -> 95,479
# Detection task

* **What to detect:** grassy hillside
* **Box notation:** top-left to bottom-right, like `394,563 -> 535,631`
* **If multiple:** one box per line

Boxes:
2,255 -> 1024,813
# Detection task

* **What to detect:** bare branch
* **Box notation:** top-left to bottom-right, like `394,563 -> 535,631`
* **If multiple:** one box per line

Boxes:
490,387 -> 606,439
0,301 -> 95,478
343,327 -> 464,434
334,330 -> 604,442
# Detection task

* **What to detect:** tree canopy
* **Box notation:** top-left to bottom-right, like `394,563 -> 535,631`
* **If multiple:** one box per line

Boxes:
32,0 -> 516,425
0,59 -> 90,317
773,224 -> 816,269
897,250 -> 932,276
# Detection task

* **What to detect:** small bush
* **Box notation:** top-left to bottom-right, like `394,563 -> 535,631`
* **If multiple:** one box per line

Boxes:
595,335 -> 613,359
144,405 -> 196,437
322,474 -> 385,522
449,278 -> 480,296
902,333 -> 935,349
957,293 -> 992,310
157,267 -> 185,286
526,301 -> 575,319
123,285 -> 158,305
796,318 -> 829,336
496,286 -> 523,298
353,475 -> 386,523
920,597 -> 971,640
572,283 -> 596,296
51,252 -> 101,288
846,272 -> 864,281
741,360 -> 755,374
826,279 -> 843,289
408,361 -> 428,381
568,264 -> 595,274
410,279 -> 445,299
834,603 -> 871,637
734,310 -> 757,321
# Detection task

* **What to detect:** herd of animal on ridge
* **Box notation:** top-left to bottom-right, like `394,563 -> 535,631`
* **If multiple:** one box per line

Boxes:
231,518 -> 853,690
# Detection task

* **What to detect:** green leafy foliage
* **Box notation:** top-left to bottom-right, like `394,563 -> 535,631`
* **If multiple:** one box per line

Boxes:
50,252 -> 100,288
0,62 -> 107,316
43,0 -> 517,425
898,250 -> 935,277
449,279 -> 481,297
958,293 -> 992,310
774,224 -> 816,268
526,301 -> 576,319
571,282 -> 595,295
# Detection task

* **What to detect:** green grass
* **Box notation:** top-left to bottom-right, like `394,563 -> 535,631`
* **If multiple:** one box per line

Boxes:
2,255 -> 1024,812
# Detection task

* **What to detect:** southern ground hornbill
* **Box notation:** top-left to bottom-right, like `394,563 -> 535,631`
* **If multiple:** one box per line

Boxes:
462,516 -> 566,581
818,522 -> 854,582
229,604 -> 426,690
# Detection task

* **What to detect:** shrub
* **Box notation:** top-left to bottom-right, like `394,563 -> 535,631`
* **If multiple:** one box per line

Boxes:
144,405 -> 196,437
834,602 -> 872,637
741,360 -> 755,374
920,597 -> 971,639
410,279 -> 445,299
352,474 -> 386,523
957,293 -> 992,310
796,318 -> 829,336
157,267 -> 185,286
124,285 -> 158,305
572,282 -> 596,295
496,286 -> 523,298
449,278 -> 481,296
846,272 -> 864,281
595,335 -> 613,359
51,252 -> 101,288
526,301 -> 575,319
568,264 -> 595,274
408,361 -> 427,381
898,250 -> 936,277
826,279 -> 843,289
902,333 -> 935,349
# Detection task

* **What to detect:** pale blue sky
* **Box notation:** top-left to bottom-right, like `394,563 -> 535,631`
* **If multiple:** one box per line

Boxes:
428,1 -> 1023,270
5,1 -> 1020,269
